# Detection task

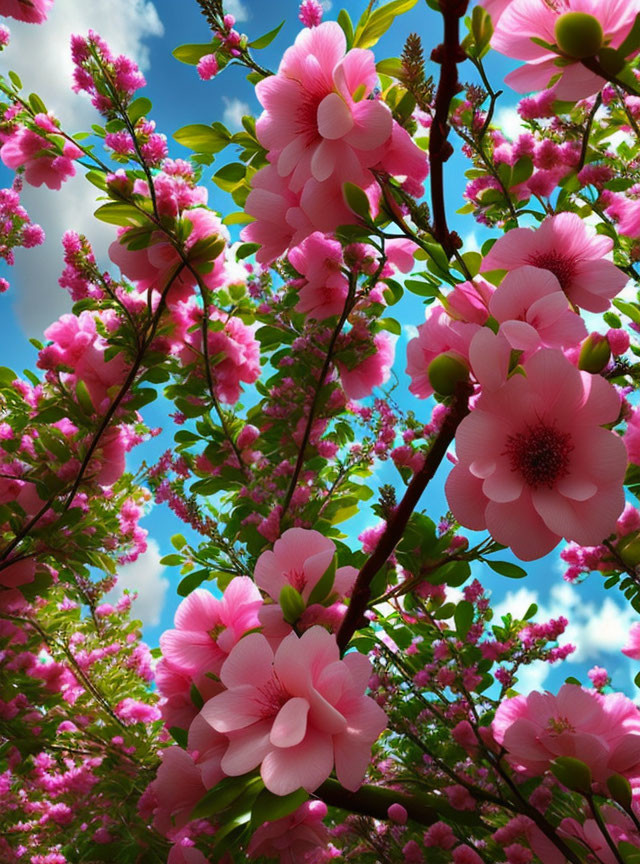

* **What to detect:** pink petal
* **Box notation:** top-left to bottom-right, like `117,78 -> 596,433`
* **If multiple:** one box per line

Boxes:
500,319 -> 541,352
482,464 -> 524,503
261,727 -> 334,795
221,720 -> 273,776
220,633 -> 274,689
345,100 -> 392,150
485,493 -> 560,561
317,92 -> 354,140
200,686 -> 261,733
270,697 -> 310,748
445,464 -> 489,531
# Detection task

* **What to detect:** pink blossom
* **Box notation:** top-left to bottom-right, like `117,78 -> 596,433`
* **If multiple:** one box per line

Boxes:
248,800 -> 330,863
338,332 -> 395,399
490,265 -> 587,352
115,697 -> 161,725
480,0 -> 512,23
1,127 -> 81,189
445,349 -> 626,560
444,278 -> 494,325
254,527 -> 356,604
109,208 -> 229,305
492,684 -> 640,786
622,623 -> 640,660
159,577 -> 263,677
299,0 -> 323,27
201,626 -> 387,795
558,806 -> 640,864
492,0 -> 640,101
197,53 -> 218,80
0,0 -> 52,24
625,407 -> 640,465
151,746 -> 206,834
481,213 -> 628,313
288,232 -> 348,319
0,556 -> 35,588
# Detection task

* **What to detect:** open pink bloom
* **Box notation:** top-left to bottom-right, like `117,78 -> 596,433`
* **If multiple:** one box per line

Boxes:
493,684 -> 640,786
254,528 -> 357,604
242,165 -> 311,264
0,0 -> 52,22
622,623 -> 640,660
288,232 -> 348,319
559,807 -> 640,864
492,0 -> 640,100
0,557 -> 35,588
201,626 -> 387,795
151,747 -> 206,834
338,332 -> 395,400
406,307 -> 481,399
481,212 -> 628,313
109,208 -> 228,305
175,302 -> 261,404
248,800 -> 330,863
1,127 -> 81,189
156,659 -> 223,730
490,265 -> 587,353
159,577 -> 263,678
445,349 -> 626,560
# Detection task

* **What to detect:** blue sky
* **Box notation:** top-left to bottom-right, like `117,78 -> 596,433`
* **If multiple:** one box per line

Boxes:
0,0 -> 637,698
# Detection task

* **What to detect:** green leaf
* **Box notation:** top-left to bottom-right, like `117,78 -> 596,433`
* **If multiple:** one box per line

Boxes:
485,560 -> 527,579
251,788 -> 308,829
618,13 -> 640,56
168,726 -> 188,747
174,123 -> 231,154
171,534 -> 187,550
128,96 -> 152,124
192,776 -> 259,820
160,554 -> 183,566
177,568 -> 211,597
454,600 -> 474,638
94,202 -> 148,228
75,379 -> 95,414
343,182 -> 371,219
28,92 -> 47,114
607,773 -> 633,810
376,57 -> 404,78
353,0 -> 419,49
307,555 -> 337,605
613,299 -> 640,325
8,70 -> 22,90
550,756 -> 592,793
279,585 -> 305,624
0,366 -> 17,387
236,242 -> 260,260
249,20 -> 285,49
173,42 -> 216,65
377,317 -> 401,336
337,9 -> 354,47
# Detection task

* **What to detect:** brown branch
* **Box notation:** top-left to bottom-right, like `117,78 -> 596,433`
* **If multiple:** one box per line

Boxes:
428,0 -> 469,256
336,380 -> 473,653
316,778 -> 438,827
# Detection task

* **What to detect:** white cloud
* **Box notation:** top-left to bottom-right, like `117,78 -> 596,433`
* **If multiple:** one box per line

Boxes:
321,0 -> 333,9
108,538 -> 169,628
514,659 -> 551,694
226,0 -> 249,22
493,587 -> 539,622
403,324 -> 419,341
0,0 -> 163,335
223,96 -> 250,131
462,231 -> 480,254
494,105 -> 527,141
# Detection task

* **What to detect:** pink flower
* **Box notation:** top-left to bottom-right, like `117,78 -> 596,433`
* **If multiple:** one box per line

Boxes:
109,208 -> 228,305
0,0 -> 52,24
622,623 -> 640,660
298,0 -> 324,28
406,307 -> 480,399
625,407 -> 640,465
445,349 -> 626,560
159,577 -> 263,677
490,265 -> 587,352
492,684 -> 640,786
444,278 -> 494,325
558,807 -> 640,864
151,747 -> 206,834
1,127 -> 81,189
115,697 -> 161,725
248,800 -> 330,862
254,527 -> 357,604
168,844 -> 209,864
480,0 -> 513,23
481,212 -> 628,313
0,556 -> 35,588
492,0 -> 640,101
197,53 -> 218,80
201,626 -> 387,795
338,332 -> 395,399
288,232 -> 348,319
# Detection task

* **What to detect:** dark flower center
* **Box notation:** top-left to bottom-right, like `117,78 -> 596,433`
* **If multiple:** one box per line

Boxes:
505,422 -> 573,488
527,251 -> 576,294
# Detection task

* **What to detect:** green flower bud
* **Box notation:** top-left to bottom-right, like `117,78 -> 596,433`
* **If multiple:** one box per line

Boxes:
427,353 -> 469,397
578,333 -> 611,373
617,534 -> 640,568
279,585 -> 305,624
554,12 -> 604,59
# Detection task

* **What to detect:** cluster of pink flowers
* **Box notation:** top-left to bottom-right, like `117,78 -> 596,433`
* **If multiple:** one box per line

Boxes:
71,31 -> 146,114
407,212 -> 628,560
0,184 -> 44,290
241,21 -> 428,262
0,113 -> 82,191
0,0 -> 52,24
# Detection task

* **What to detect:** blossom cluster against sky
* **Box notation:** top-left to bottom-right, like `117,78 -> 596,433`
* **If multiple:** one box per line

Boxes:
0,0 -> 636,696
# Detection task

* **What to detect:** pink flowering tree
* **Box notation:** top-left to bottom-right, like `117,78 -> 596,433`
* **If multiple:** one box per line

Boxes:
3,0 -> 640,861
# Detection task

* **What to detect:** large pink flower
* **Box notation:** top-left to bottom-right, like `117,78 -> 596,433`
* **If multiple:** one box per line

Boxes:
489,265 -> 587,353
0,0 -> 52,22
159,577 -> 263,677
492,0 -> 640,100
248,801 -> 330,864
254,527 -> 356,604
201,626 -> 387,795
1,127 -> 81,189
445,349 -> 626,560
492,684 -> 640,786
481,212 -> 628,313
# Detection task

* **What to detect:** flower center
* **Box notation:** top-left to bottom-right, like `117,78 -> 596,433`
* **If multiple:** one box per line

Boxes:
505,422 -> 573,488
527,251 -> 576,294
287,568 -> 306,592
547,715 -> 575,734
256,675 -> 289,719
295,89 -> 327,146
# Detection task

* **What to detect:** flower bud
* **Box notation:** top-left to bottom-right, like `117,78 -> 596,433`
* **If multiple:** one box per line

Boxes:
387,803 -> 408,825
554,12 -> 604,59
578,333 -> 611,373
279,584 -> 305,624
616,533 -> 640,567
427,353 -> 469,396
